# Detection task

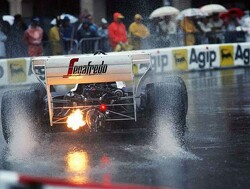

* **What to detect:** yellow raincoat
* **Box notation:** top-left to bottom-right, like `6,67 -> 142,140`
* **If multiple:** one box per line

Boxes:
49,26 -> 63,55
180,17 -> 199,46
128,14 -> 150,50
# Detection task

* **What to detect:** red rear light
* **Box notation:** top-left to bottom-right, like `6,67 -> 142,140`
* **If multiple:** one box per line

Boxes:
99,104 -> 107,112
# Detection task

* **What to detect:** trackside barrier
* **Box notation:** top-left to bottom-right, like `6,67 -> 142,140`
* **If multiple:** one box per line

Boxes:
43,39 -> 79,55
0,57 -> 38,87
135,42 -> 250,74
78,37 -> 102,54
1,42 -> 250,87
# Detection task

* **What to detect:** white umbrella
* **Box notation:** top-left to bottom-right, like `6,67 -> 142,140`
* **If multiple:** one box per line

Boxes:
2,15 -> 14,25
200,4 -> 227,15
149,6 -> 180,19
50,13 -> 78,25
177,8 -> 208,20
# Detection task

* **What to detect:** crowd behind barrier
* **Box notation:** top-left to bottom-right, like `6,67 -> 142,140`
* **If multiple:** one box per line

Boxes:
2,9 -> 250,58
1,9 -> 250,88
38,31 -> 247,56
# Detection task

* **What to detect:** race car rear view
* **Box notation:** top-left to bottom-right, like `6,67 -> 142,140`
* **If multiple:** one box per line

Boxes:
1,52 -> 188,144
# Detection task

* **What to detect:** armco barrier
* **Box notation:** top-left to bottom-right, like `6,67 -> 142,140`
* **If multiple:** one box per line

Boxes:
135,42 -> 250,74
0,57 -> 38,87
0,42 -> 250,87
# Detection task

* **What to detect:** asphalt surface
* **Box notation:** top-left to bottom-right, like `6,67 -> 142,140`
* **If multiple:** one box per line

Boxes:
1,67 -> 250,189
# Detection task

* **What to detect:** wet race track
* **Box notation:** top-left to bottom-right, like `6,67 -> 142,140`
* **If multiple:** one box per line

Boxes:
1,67 -> 250,189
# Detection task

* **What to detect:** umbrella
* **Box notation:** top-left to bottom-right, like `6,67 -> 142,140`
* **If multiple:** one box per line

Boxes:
149,6 -> 180,19
177,8 -> 208,20
50,13 -> 78,25
200,4 -> 227,15
220,8 -> 244,20
228,8 -> 244,18
2,15 -> 14,25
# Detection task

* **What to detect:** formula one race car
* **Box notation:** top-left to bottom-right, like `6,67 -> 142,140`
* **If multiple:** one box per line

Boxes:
1,52 -> 188,144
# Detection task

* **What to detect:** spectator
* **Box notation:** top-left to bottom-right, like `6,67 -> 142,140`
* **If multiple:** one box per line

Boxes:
209,13 -> 225,43
76,19 -> 98,40
6,14 -> 28,58
0,22 -> 7,58
241,16 -> 250,42
128,14 -> 150,50
224,11 -> 244,43
149,17 -> 161,34
76,9 -> 89,31
0,16 -> 10,36
176,19 -> 185,46
85,14 -> 98,33
60,16 -> 74,54
24,17 -> 43,57
197,17 -> 212,44
225,11 -> 240,31
98,18 -> 111,52
180,16 -> 199,46
108,12 -> 131,51
148,17 -> 162,48
49,17 -> 63,55
158,15 -> 177,47
76,18 -> 98,53
159,16 -> 177,34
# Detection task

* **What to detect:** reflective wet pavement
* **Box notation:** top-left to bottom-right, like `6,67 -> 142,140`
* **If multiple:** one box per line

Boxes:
1,67 -> 250,189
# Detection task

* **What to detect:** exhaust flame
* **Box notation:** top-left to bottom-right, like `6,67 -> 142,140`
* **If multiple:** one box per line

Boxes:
67,109 -> 86,130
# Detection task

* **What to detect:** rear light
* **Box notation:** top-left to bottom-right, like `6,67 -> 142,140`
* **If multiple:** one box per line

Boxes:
99,104 -> 107,112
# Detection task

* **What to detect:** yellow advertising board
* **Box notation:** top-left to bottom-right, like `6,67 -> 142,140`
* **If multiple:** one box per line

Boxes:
7,58 -> 27,83
220,45 -> 234,67
172,49 -> 188,71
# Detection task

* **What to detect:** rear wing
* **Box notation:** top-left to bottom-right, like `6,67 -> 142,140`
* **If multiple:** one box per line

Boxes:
32,53 -> 150,85
32,53 -> 151,126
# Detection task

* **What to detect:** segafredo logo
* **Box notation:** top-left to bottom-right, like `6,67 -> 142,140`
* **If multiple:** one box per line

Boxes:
63,58 -> 107,77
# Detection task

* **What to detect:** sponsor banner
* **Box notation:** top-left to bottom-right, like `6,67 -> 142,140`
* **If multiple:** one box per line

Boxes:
220,45 -> 234,67
172,48 -> 188,71
137,48 -> 172,74
45,54 -> 133,85
7,58 -> 27,83
0,58 -> 38,87
234,43 -> 250,66
188,45 -> 219,70
0,59 -> 8,86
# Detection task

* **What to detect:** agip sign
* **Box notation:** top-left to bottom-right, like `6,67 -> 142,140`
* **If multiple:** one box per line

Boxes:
188,46 -> 219,70
137,43 -> 250,74
234,44 -> 250,65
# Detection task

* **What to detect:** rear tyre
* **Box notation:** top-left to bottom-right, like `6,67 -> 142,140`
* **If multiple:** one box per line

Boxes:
1,89 -> 45,143
145,76 -> 188,145
29,83 -> 47,99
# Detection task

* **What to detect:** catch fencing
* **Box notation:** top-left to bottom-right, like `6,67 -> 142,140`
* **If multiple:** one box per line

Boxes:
42,37 -> 110,55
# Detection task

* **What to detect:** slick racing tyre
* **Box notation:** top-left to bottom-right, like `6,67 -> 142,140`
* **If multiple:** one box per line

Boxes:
29,83 -> 47,99
1,89 -> 45,143
145,76 -> 188,143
